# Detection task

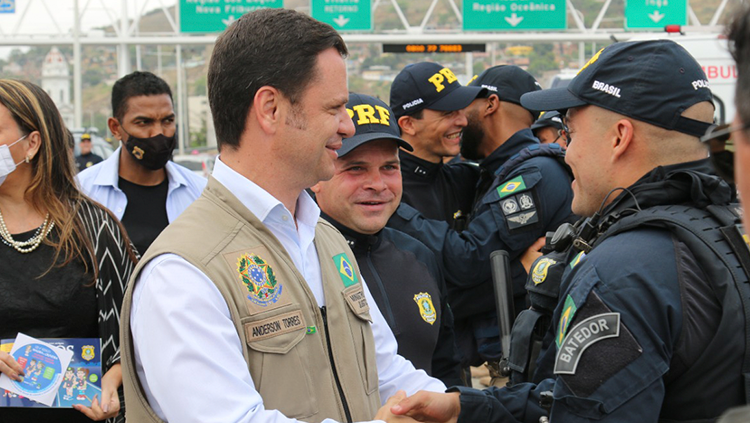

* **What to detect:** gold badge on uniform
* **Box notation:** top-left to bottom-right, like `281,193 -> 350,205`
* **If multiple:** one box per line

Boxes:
532,257 -> 557,285
414,292 -> 437,325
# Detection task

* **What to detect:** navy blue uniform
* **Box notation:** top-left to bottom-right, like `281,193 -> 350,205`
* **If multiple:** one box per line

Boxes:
389,130 -> 574,347
323,214 -> 464,387
398,150 -> 479,232
450,160 -> 745,422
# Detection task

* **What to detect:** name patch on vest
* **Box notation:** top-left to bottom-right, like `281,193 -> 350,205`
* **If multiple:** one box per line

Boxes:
246,310 -> 306,342
343,284 -> 371,319
554,312 -> 620,375
223,247 -> 292,316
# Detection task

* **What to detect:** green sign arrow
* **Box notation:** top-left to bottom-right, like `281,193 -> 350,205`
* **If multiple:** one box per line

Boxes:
463,0 -> 567,31
311,0 -> 372,31
179,0 -> 283,33
625,0 -> 687,30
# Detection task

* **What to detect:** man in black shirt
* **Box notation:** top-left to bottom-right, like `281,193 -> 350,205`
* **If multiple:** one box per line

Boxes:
74,133 -> 103,172
77,72 -> 206,255
389,62 -> 486,231
312,93 -> 463,386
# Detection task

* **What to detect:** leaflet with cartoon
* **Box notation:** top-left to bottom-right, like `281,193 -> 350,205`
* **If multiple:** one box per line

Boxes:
0,334 -> 101,408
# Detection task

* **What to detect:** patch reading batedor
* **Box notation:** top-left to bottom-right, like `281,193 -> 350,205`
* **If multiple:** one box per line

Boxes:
554,312 -> 620,375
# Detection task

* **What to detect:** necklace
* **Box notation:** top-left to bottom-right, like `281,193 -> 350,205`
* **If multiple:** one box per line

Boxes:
0,210 -> 55,254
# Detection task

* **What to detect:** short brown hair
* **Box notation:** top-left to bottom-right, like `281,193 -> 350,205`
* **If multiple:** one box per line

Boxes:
208,8 -> 347,150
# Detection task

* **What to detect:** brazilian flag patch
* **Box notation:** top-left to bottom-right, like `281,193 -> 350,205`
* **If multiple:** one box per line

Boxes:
497,176 -> 526,199
556,295 -> 578,348
333,253 -> 358,287
569,251 -> 586,269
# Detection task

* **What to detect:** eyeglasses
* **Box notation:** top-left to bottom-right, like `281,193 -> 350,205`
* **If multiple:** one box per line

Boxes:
700,122 -> 750,184
558,114 -> 572,145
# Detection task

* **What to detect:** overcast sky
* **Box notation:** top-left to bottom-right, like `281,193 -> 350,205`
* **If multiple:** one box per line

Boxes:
0,0 -> 177,59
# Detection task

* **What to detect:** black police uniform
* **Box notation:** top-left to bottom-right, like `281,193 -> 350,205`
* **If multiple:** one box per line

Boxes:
322,214 -> 464,387
398,150 -> 479,232
451,160 -> 746,422
389,129 -> 574,364
75,152 -> 103,172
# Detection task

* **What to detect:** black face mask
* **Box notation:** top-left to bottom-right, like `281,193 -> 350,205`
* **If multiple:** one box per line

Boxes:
122,129 -> 177,171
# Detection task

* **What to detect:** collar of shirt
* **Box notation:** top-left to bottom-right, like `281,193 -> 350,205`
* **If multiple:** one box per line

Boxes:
89,146 -> 194,194
321,211 -> 381,253
211,157 -> 322,298
480,128 -> 539,175
211,156 -> 320,228
399,150 -> 442,179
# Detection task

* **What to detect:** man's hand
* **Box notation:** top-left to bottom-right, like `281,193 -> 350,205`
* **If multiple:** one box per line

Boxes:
521,237 -> 546,274
375,390 -> 423,423
390,391 -> 461,423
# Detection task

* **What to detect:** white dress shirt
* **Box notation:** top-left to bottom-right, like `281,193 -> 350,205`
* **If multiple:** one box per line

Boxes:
77,147 -> 207,221
131,157 -> 446,423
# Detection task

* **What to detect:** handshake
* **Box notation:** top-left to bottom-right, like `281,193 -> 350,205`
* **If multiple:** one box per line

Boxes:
374,390 -> 461,423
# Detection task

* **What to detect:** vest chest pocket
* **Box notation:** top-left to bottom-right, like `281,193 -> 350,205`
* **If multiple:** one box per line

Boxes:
243,308 -> 318,419
342,285 -> 379,395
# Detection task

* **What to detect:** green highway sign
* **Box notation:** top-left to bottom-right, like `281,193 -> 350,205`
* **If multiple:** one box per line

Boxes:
311,0 -> 372,31
179,0 -> 283,33
625,0 -> 687,30
463,0 -> 566,31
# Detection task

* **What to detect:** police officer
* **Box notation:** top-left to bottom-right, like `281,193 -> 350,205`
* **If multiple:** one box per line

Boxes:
75,133 -> 103,172
313,93 -> 463,387
389,65 -> 574,366
390,39 -> 747,422
389,62 -> 485,231
530,111 -> 569,149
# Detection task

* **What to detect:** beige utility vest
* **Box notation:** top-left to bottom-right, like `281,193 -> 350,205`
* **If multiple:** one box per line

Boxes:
121,177 -> 381,423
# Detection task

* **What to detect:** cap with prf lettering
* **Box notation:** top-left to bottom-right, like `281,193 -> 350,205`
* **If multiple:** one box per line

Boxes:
389,62 -> 486,119
338,93 -> 413,157
520,40 -> 714,137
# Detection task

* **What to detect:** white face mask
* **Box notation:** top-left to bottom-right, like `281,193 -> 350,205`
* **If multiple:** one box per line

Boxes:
0,134 -> 28,188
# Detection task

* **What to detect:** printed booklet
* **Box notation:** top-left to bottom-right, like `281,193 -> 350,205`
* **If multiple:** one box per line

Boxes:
0,334 -> 101,408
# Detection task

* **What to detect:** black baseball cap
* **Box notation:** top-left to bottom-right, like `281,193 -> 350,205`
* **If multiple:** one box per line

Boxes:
338,93 -> 413,157
390,62 -> 486,119
530,111 -> 565,131
470,65 -> 542,106
520,40 -> 714,137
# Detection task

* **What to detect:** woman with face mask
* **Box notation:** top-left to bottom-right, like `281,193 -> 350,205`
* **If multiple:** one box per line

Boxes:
0,79 -> 137,423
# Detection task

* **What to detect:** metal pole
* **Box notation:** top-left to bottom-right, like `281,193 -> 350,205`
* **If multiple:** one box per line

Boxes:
118,0 -> 130,77
73,0 -> 82,128
176,45 -> 185,156
175,2 -> 185,155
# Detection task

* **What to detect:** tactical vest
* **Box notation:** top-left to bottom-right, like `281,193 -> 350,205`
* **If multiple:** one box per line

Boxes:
493,143 -> 571,181
509,201 -> 750,412
120,177 -> 382,423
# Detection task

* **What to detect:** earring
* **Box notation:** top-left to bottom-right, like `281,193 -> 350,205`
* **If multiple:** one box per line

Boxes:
25,155 -> 31,163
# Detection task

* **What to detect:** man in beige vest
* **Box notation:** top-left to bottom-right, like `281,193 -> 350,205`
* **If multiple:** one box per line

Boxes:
119,8 -> 446,423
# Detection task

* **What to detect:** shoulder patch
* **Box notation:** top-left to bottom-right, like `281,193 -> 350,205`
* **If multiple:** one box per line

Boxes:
569,251 -> 586,269
532,257 -> 557,285
556,295 -> 578,347
497,175 -> 527,199
554,312 -> 620,374
333,253 -> 359,287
